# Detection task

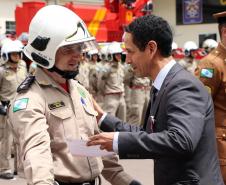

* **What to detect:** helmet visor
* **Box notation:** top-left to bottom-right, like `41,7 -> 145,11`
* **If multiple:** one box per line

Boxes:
60,40 -> 99,55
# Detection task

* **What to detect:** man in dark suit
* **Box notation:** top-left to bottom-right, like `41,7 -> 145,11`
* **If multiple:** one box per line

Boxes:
87,15 -> 224,185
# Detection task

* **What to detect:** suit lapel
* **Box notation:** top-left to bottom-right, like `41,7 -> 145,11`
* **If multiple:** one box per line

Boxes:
143,63 -> 184,131
150,63 -> 184,117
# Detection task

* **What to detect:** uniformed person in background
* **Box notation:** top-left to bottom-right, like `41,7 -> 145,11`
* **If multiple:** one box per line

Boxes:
123,62 -> 133,121
76,52 -> 90,90
99,42 -> 126,121
178,41 -> 198,74
123,63 -> 150,125
127,74 -> 150,126
0,39 -> 27,179
95,45 -> 109,107
202,38 -> 218,54
195,11 -> 226,184
87,49 -> 100,101
8,5 -> 141,185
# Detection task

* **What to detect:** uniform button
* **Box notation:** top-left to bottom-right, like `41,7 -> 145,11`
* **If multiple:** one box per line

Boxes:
215,50 -> 219,54
223,133 -> 226,140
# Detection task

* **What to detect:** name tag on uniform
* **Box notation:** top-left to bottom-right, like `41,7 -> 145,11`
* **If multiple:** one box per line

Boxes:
48,101 -> 65,110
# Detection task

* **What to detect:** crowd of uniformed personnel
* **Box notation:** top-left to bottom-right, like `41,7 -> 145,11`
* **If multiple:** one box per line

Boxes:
0,8 -> 225,185
76,41 -> 151,126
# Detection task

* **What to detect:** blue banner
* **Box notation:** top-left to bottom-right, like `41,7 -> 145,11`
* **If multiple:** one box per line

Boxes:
183,0 -> 203,24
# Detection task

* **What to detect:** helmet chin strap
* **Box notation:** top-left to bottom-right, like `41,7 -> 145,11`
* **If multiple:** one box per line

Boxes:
48,66 -> 79,80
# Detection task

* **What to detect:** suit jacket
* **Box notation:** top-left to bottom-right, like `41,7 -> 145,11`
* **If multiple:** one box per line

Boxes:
100,64 -> 224,185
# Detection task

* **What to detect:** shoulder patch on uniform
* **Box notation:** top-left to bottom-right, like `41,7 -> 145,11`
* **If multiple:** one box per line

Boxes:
77,86 -> 86,98
17,76 -> 35,93
200,68 -> 214,78
13,98 -> 29,112
48,101 -> 65,110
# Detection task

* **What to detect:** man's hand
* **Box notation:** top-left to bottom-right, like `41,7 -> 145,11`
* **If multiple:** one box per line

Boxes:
87,132 -> 115,152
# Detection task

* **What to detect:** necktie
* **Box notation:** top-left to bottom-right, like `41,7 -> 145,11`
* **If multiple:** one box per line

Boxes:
146,86 -> 158,133
151,86 -> 158,106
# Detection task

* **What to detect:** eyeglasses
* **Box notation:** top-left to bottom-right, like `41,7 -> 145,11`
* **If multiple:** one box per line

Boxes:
60,44 -> 85,55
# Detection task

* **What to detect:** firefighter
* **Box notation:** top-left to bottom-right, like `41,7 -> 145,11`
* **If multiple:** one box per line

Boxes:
87,49 -> 99,98
98,45 -> 109,66
128,75 -> 151,126
202,38 -> 218,54
95,45 -> 109,107
125,65 -> 151,126
195,11 -> 226,184
99,41 -> 126,121
8,5 -> 140,185
123,62 -> 133,122
75,52 -> 90,90
0,39 -> 27,179
178,41 -> 198,74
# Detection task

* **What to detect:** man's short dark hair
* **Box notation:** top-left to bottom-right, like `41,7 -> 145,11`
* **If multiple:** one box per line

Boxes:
125,14 -> 173,57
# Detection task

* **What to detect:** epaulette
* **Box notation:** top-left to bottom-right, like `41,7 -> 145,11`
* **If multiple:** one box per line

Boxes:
17,76 -> 35,93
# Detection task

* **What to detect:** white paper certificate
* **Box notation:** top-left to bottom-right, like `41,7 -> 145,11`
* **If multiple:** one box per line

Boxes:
67,139 -> 115,157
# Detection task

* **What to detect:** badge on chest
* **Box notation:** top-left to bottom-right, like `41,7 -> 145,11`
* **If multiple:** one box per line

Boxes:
48,101 -> 65,110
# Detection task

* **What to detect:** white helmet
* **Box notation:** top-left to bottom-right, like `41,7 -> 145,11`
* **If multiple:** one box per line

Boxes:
1,40 -> 23,64
183,41 -> 198,56
0,37 -> 11,48
202,39 -> 218,53
172,42 -> 178,50
107,42 -> 123,61
88,49 -> 98,56
14,40 -> 24,50
87,48 -> 99,60
24,5 -> 98,69
107,42 -> 123,54
99,45 -> 109,61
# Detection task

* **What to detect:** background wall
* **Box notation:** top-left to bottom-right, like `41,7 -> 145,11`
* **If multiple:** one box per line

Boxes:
0,0 -> 220,47
0,0 -> 20,34
152,0 -> 219,47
